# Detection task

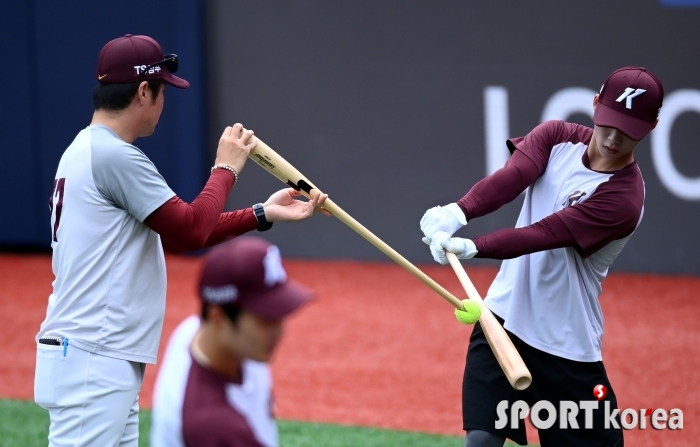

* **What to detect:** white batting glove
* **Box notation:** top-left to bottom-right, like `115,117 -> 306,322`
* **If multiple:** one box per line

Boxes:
421,231 -> 451,265
441,237 -> 478,260
420,203 -> 467,240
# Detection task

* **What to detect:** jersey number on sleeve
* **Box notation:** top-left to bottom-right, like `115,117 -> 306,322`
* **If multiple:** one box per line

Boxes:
49,178 -> 66,242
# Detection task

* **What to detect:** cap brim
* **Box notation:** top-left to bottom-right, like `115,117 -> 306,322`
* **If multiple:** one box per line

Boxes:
162,72 -> 190,89
243,280 -> 313,320
593,102 -> 653,141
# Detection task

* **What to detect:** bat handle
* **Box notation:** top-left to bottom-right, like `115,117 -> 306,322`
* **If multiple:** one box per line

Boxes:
445,253 -> 484,305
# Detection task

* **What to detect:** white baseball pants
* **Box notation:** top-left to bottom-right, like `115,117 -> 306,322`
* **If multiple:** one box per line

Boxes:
34,343 -> 145,447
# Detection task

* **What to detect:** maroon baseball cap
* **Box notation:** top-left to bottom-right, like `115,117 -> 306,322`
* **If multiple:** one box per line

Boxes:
96,34 -> 189,89
593,66 -> 664,141
198,237 -> 312,320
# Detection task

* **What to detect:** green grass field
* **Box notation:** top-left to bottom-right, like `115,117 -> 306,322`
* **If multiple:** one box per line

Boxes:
0,399 -> 531,447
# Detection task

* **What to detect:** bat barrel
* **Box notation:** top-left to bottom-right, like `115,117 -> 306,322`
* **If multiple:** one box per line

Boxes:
446,252 -> 532,390
514,375 -> 532,390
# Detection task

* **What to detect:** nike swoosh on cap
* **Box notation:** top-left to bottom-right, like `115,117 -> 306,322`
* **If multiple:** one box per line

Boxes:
98,74 -> 107,80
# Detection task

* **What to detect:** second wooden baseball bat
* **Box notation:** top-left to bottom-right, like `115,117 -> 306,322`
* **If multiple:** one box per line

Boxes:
249,139 -> 531,389
445,252 -> 532,390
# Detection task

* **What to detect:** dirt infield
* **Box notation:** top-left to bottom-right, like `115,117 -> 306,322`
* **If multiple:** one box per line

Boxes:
1,254 -> 697,446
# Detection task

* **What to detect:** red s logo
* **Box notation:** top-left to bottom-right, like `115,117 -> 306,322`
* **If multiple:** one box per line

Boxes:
593,384 -> 607,401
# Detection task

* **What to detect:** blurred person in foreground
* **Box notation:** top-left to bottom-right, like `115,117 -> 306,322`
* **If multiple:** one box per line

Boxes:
151,236 -> 312,447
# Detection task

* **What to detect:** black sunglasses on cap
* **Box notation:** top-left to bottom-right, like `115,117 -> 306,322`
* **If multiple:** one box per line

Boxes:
140,54 -> 179,75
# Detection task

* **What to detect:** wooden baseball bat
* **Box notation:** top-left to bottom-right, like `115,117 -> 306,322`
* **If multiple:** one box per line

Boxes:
445,252 -> 532,390
249,140 -> 465,310
249,140 -> 531,389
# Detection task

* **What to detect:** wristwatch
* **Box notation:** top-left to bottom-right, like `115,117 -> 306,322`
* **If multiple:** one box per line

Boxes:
253,203 -> 273,232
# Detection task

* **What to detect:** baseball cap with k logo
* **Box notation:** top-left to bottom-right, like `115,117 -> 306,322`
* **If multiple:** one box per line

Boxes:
593,66 -> 664,141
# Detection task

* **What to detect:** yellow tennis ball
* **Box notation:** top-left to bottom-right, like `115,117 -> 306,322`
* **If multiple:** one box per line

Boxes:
455,299 -> 481,325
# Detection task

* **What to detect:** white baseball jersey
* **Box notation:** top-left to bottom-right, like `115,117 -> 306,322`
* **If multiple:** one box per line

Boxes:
38,124 -> 175,364
486,121 -> 645,362
151,316 -> 277,447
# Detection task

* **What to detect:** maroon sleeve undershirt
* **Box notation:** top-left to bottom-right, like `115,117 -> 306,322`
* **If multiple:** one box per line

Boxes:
457,120 -> 603,259
144,169 -> 259,254
472,167 -> 643,260
472,214 -> 578,259
457,149 -> 541,221
458,150 -> 579,259
457,120 -> 592,221
556,162 -> 643,258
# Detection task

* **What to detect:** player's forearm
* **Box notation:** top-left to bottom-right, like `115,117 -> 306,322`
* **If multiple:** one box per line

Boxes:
457,150 -> 539,220
200,208 -> 259,248
473,214 -> 578,259
144,169 -> 235,250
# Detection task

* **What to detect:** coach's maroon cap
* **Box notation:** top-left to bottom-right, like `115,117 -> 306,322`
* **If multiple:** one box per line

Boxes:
593,66 -> 663,141
198,237 -> 312,320
96,34 -> 189,88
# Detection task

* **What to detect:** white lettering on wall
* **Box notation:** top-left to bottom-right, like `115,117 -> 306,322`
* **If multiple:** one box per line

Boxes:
650,89 -> 700,200
484,87 -> 700,201
484,86 -> 510,176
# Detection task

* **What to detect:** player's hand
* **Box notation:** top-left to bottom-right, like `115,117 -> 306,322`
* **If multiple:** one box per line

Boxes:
422,231 -> 451,264
422,234 -> 477,264
262,188 -> 331,222
441,237 -> 478,260
214,123 -> 258,174
420,203 -> 467,240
